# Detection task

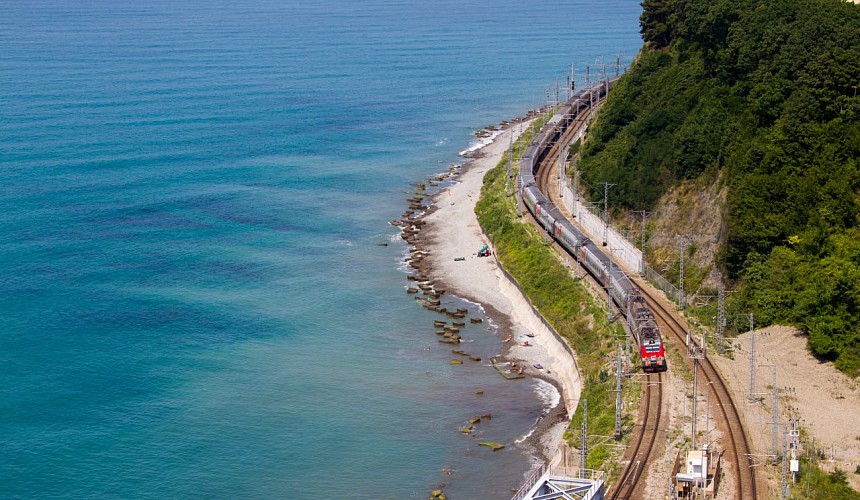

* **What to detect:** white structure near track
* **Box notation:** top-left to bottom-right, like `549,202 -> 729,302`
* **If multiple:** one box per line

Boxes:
512,465 -> 605,500
561,181 -> 641,275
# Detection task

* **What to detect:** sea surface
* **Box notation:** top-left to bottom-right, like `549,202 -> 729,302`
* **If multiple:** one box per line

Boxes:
0,1 -> 642,498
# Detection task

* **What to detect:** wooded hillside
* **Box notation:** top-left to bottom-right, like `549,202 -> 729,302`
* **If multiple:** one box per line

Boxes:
578,0 -> 860,374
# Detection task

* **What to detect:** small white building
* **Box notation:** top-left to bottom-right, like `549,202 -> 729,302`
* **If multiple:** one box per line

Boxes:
673,444 -> 718,498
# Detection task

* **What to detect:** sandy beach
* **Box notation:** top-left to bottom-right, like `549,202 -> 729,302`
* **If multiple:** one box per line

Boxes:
413,122 -> 584,465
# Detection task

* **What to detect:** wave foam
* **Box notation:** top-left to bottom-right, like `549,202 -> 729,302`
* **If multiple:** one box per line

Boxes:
534,378 -> 560,410
458,130 -> 503,156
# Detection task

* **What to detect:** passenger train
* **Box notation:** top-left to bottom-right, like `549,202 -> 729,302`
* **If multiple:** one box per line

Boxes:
518,82 -> 667,373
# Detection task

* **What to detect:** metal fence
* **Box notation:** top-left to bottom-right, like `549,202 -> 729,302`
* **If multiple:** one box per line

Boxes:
644,264 -> 681,305
510,465 -> 605,500
510,462 -> 547,500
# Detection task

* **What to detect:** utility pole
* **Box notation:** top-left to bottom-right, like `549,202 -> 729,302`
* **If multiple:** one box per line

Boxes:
689,340 -> 705,449
716,272 -> 726,353
600,182 -> 616,246
586,65 -> 592,109
789,410 -> 800,484
615,341 -> 623,440
558,143 -> 565,198
807,437 -> 814,496
678,237 -> 690,309
634,210 -> 652,274
705,382 -> 712,446
505,130 -> 513,197
580,399 -> 588,477
606,260 -> 613,321
603,63 -> 609,97
781,426 -> 789,500
624,326 -> 631,375
748,314 -> 757,402
615,55 -> 620,77
572,156 -> 580,218
771,364 -> 780,462
515,174 -> 522,217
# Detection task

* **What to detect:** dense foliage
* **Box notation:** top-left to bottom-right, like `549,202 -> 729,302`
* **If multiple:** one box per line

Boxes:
578,0 -> 860,374
795,457 -> 860,499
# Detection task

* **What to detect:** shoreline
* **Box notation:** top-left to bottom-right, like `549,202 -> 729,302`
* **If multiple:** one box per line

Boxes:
408,118 -> 583,467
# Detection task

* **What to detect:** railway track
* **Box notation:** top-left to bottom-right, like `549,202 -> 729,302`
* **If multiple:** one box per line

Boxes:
531,102 -> 668,499
635,281 -> 759,500
533,102 -> 594,203
529,100 -> 759,498
608,372 -> 663,500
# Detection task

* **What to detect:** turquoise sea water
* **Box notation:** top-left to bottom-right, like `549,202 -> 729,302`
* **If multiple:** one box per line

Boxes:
0,1 -> 642,498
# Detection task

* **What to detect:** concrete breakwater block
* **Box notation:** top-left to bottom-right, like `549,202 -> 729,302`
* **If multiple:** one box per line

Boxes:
417,299 -> 438,311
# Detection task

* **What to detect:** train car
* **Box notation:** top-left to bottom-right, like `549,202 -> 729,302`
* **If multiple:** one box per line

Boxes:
522,185 -> 540,215
608,268 -> 638,309
578,243 -> 608,283
553,219 -> 587,251
533,200 -> 557,230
